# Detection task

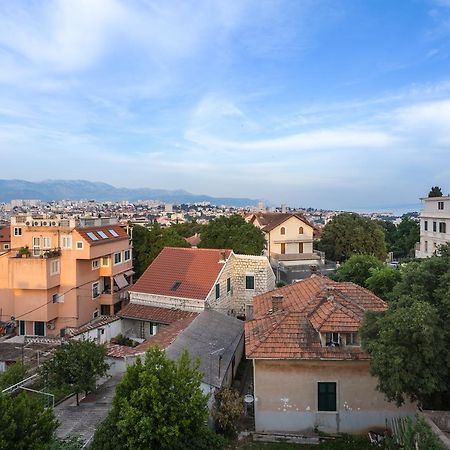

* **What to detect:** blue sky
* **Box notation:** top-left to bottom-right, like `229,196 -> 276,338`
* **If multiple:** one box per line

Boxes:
1,0 -> 450,211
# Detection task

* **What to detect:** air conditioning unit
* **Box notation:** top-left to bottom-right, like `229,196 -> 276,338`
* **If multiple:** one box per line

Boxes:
42,221 -> 47,226
47,320 -> 56,330
34,221 -> 39,226
25,221 -> 31,226
51,221 -> 57,226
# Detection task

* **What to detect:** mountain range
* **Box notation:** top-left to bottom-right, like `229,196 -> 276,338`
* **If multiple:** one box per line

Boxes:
0,179 -> 258,207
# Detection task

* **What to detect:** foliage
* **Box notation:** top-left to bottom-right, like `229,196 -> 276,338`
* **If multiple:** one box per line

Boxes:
199,215 -> 266,255
318,213 -> 386,262
50,435 -> 85,450
91,347 -> 224,450
384,415 -> 445,450
0,391 -> 58,449
365,266 -> 401,300
0,361 -> 28,390
212,387 -> 244,438
41,340 -> 109,406
379,218 -> 420,259
335,254 -> 383,287
361,253 -> 450,408
170,220 -> 205,238
428,186 -> 443,197
111,334 -> 137,347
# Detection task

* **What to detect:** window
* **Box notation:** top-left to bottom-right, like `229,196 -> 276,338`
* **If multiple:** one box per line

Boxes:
93,310 -> 99,319
171,281 -> 182,291
325,332 -> 340,347
124,249 -> 131,261
280,227 -> 286,235
299,226 -> 304,234
14,227 -> 22,236
109,229 -> 119,237
50,260 -> 60,275
281,243 -> 286,254
438,201 -> 444,210
61,235 -> 72,249
42,237 -> 51,248
4,244 -> 9,249
52,293 -> 63,303
92,282 -> 100,299
245,275 -> 255,290
424,220 -> 428,231
101,256 -> 109,267
215,283 -> 220,299
318,382 -> 336,412
345,333 -> 358,346
298,242 -> 304,253
97,230 -> 109,239
34,321 -> 45,337
76,241 -> 84,250
114,252 -> 122,265
149,322 -> 157,336
227,277 -> 231,293
92,259 -> 100,270
19,320 -> 26,336
439,222 -> 446,233
86,232 -> 99,241
425,240 -> 428,252
433,221 -> 437,232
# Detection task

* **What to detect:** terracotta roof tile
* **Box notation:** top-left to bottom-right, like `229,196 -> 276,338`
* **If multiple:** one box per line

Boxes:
0,226 -> 10,242
250,212 -> 315,232
245,275 -> 387,361
66,315 -> 120,337
75,225 -> 128,246
117,302 -> 198,324
130,247 -> 232,300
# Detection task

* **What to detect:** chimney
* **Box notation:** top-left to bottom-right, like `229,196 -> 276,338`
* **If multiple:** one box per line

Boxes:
271,294 -> 284,312
219,250 -> 227,263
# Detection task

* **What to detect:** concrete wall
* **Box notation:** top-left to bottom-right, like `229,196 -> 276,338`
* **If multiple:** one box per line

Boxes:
253,359 -> 415,434
129,291 -> 205,312
71,319 -> 122,344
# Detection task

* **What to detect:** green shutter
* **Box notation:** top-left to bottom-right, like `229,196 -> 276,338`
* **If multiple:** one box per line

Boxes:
215,283 -> 220,299
318,382 -> 336,411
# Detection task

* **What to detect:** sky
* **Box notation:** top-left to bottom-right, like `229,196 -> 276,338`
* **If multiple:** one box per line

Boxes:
1,0 -> 450,211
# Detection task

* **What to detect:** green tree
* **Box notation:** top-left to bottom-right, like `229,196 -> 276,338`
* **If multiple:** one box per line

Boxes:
318,213 -> 386,262
0,361 -> 28,390
41,340 -> 109,406
365,266 -> 401,300
0,391 -> 58,449
199,215 -> 266,255
335,254 -> 383,287
428,186 -> 443,197
361,254 -> 450,408
170,220 -> 205,238
212,387 -> 244,438
392,217 -> 420,258
91,347 -> 225,450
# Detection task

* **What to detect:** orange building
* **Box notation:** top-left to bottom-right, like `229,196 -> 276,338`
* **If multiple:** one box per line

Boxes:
0,216 -> 133,337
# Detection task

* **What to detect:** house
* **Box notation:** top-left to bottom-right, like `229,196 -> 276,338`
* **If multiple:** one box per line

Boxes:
128,247 -> 275,319
245,275 -> 415,434
0,216 -> 133,337
247,212 -> 324,267
416,195 -> 450,258
0,225 -> 10,252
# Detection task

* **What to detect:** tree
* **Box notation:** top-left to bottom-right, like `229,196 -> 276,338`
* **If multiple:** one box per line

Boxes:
365,266 -> 401,300
428,186 -> 443,197
199,215 -> 266,255
318,213 -> 386,262
41,340 -> 109,406
378,217 -> 420,259
0,361 -> 28,390
212,387 -> 244,438
91,347 -> 225,450
361,254 -> 450,408
0,391 -> 58,449
335,254 -> 383,287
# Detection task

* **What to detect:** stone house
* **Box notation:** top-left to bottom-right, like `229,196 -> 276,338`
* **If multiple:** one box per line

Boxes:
245,275 -> 415,434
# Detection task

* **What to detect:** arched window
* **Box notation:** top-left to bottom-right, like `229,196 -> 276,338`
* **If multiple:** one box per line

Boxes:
299,226 -> 304,234
280,227 -> 285,235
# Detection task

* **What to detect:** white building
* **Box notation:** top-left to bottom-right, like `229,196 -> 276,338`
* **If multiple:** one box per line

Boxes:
416,196 -> 450,258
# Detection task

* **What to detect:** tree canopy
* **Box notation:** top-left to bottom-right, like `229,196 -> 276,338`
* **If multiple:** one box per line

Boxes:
361,250 -> 450,408
91,347 -> 225,450
41,339 -> 109,406
335,254 -> 384,287
379,217 -> 419,259
428,186 -> 443,197
199,214 -> 266,255
318,213 -> 387,262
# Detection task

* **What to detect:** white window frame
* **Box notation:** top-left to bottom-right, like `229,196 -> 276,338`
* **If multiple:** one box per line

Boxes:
93,309 -> 100,319
61,235 -> 72,249
33,321 -> 46,337
92,281 -> 100,299
14,227 -> 22,236
92,259 -> 100,270
101,256 -> 109,267
4,244 -> 9,250
124,249 -> 131,261
245,273 -> 255,290
76,241 -> 84,250
42,237 -> 51,248
114,252 -> 122,265
438,201 -> 444,210
50,260 -> 60,275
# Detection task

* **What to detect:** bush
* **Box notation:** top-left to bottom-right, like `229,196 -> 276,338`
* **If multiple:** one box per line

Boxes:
213,387 -> 244,438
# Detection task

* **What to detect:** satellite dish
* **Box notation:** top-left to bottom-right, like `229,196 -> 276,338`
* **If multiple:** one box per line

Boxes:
244,394 -> 254,404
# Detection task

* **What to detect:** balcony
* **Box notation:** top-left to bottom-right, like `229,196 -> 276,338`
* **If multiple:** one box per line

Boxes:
98,288 -> 129,305
271,250 -> 325,263
273,236 -> 314,244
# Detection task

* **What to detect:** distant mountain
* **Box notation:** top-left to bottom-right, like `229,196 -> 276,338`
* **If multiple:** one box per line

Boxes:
0,179 -> 257,207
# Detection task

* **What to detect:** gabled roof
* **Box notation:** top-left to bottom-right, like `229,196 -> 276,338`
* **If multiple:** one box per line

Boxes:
245,275 -> 386,361
117,303 -> 198,325
130,247 -> 232,301
75,225 -> 128,246
250,212 -> 315,232
0,226 -> 10,242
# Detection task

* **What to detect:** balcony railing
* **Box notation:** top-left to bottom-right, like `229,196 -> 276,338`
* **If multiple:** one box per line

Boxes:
14,247 -> 62,259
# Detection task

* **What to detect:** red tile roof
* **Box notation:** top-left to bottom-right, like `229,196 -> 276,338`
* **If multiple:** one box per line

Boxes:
75,225 -> 128,246
185,234 -> 201,246
66,315 -> 120,337
0,226 -> 10,242
117,302 -> 198,324
130,247 -> 232,300
250,212 -> 315,232
245,275 -> 387,361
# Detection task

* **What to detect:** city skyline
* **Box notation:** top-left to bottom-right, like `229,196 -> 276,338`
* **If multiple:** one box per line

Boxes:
1,1 -> 450,210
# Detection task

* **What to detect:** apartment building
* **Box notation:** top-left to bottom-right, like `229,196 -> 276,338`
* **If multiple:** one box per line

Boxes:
0,216 -> 133,337
0,226 -> 10,252
415,196 -> 450,258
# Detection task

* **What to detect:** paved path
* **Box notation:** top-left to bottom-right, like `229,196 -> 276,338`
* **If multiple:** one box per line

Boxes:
55,371 -> 124,445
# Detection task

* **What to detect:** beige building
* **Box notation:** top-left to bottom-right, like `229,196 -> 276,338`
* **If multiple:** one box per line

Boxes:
247,213 -> 324,267
0,216 -> 133,337
416,196 -> 450,258
245,276 -> 415,434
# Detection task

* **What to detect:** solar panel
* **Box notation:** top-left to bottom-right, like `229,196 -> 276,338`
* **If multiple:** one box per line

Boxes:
171,281 -> 182,291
